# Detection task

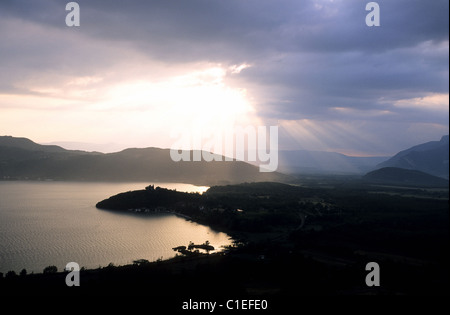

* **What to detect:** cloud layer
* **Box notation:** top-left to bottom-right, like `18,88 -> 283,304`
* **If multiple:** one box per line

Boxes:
0,0 -> 448,155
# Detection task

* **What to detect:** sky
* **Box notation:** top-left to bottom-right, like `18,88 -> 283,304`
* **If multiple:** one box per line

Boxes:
0,0 -> 448,156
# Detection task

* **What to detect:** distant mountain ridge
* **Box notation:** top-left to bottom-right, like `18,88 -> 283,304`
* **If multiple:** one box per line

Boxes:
0,136 -> 67,153
276,150 -> 389,175
0,136 -> 288,186
375,135 -> 449,179
3,135 -> 448,183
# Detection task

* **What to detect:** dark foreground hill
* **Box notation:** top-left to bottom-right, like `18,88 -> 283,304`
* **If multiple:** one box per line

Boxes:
0,136 -> 288,185
363,167 -> 449,187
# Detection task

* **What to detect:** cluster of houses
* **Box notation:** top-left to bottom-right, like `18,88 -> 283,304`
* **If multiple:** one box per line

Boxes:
126,206 -> 192,219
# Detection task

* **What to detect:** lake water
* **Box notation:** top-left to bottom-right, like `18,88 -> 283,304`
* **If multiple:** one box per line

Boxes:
0,181 -> 232,274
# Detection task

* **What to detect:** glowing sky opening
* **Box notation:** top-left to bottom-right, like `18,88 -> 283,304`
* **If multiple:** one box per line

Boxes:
0,63 -> 260,151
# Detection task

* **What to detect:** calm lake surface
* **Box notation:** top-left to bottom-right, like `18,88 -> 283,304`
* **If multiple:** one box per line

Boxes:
0,181 -> 232,274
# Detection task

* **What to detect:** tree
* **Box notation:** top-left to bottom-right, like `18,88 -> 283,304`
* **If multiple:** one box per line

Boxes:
20,269 -> 27,276
43,265 -> 58,274
5,270 -> 17,279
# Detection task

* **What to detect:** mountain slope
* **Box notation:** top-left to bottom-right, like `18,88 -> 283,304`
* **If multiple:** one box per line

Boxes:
0,136 -> 288,185
376,135 -> 449,179
0,136 -> 67,153
363,167 -> 449,187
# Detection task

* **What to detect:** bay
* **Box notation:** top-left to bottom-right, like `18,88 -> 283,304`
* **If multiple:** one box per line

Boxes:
0,181 -> 231,274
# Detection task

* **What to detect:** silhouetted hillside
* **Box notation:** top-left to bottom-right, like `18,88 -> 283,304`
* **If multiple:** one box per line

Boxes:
0,136 -> 67,153
363,167 -> 449,187
376,135 -> 449,179
0,136 -> 289,185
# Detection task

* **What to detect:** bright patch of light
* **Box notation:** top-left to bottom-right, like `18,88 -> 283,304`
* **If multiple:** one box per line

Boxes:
393,93 -> 449,111
0,64 -> 259,148
98,66 -> 257,135
229,63 -> 251,74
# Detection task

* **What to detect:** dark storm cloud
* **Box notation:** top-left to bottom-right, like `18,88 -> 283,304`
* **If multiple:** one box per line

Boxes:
89,0 -> 448,57
0,0 -> 448,124
230,39 -> 448,120
52,0 -> 447,122
3,0 -> 447,57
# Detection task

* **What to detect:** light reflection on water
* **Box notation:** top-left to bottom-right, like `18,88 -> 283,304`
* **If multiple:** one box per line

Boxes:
0,181 -> 231,273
